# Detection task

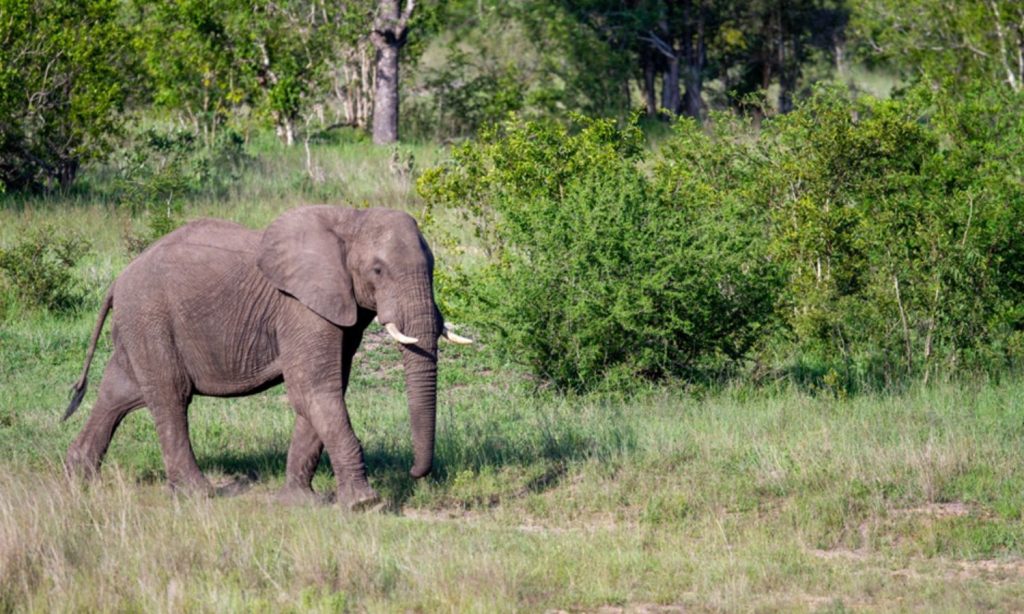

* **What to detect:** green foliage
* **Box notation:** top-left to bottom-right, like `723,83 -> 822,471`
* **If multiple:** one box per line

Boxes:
403,1 -> 633,140
422,83 -> 1024,390
112,126 -> 251,252
404,50 -> 529,140
420,115 -> 779,390
760,85 -> 1024,384
132,0 -> 253,134
0,0 -> 133,191
133,0 -> 363,144
0,226 -> 90,313
851,0 -> 1024,93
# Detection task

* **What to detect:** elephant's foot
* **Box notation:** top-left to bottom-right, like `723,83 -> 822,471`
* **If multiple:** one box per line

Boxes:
64,448 -> 101,481
336,482 -> 384,513
276,484 -> 330,506
167,474 -> 215,498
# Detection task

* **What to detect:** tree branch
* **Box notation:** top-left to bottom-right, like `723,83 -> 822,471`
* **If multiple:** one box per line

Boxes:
398,0 -> 416,29
640,31 -> 677,60
986,0 -> 1020,91
374,0 -> 415,36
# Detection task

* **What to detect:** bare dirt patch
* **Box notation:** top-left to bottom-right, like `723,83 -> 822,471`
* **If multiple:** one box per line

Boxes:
545,605 -> 686,614
950,558 -> 1024,583
890,502 -> 973,518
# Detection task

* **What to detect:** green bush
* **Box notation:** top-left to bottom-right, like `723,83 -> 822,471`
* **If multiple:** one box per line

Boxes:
0,227 -> 90,314
419,115 -> 780,390
760,85 -> 1024,386
420,85 -> 1024,391
403,50 -> 530,141
113,126 -> 251,252
0,0 -> 133,191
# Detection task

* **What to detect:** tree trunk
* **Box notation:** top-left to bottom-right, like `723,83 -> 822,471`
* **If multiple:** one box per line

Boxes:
641,49 -> 658,116
56,158 -> 79,190
370,0 -> 414,145
680,2 -> 705,120
682,63 -> 703,119
372,44 -> 400,144
833,29 -> 848,81
662,55 -> 681,115
778,35 -> 797,114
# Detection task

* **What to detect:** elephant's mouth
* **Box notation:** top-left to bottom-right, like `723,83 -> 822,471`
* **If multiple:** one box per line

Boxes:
376,317 -> 472,346
383,321 -> 418,344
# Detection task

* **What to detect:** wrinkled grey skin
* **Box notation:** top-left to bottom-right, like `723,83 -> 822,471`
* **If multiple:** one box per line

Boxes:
64,206 -> 443,510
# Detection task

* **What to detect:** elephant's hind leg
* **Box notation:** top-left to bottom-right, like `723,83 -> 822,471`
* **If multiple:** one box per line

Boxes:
145,392 -> 213,496
277,414 -> 325,505
123,324 -> 213,496
65,351 -> 144,479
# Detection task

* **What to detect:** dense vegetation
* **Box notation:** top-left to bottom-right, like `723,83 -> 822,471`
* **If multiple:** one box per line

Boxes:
3,0 -> 1023,391
420,84 -> 1024,390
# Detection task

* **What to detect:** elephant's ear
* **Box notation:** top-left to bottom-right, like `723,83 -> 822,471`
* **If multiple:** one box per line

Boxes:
257,206 -> 357,327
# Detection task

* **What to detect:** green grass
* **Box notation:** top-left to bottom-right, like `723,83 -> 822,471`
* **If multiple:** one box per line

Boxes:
3,139 -> 1024,611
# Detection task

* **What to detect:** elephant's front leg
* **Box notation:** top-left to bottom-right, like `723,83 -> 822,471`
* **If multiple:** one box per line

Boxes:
279,324 -> 366,505
302,394 -> 381,511
280,371 -> 379,510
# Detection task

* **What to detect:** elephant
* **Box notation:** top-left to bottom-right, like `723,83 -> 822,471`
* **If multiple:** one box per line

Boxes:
62,206 -> 471,510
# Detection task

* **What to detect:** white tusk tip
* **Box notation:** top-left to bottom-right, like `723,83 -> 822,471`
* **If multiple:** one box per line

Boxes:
442,323 -> 473,344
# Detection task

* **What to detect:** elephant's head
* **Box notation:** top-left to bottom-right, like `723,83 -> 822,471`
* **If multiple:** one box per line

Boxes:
257,206 -> 469,479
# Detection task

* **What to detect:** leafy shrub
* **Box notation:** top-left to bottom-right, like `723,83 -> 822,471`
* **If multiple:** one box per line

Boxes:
760,85 -> 1024,385
0,0 -> 133,191
420,115 -> 780,390
0,227 -> 90,313
421,84 -> 1024,391
113,127 -> 251,252
403,50 -> 530,140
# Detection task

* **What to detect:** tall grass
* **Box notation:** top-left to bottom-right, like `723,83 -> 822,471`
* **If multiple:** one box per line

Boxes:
3,376 -> 1024,611
2,139 -> 1024,611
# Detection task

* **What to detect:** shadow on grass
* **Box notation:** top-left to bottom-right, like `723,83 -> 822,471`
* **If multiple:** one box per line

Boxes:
202,447 -> 290,482
197,418 -> 620,510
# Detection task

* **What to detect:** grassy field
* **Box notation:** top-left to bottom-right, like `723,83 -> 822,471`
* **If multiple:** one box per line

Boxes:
3,139 -> 1024,612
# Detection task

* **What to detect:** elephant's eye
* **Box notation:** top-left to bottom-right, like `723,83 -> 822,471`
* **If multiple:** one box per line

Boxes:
372,265 -> 383,276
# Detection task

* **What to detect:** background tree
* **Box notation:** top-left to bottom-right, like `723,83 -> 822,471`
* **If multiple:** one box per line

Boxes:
133,0 -> 252,144
136,0 -> 364,147
851,0 -> 1024,92
557,0 -> 848,121
371,0 -> 415,144
0,0 -> 134,191
715,0 -> 847,119
402,0 -> 633,140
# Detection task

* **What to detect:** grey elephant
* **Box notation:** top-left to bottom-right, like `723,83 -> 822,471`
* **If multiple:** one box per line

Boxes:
63,206 -> 470,510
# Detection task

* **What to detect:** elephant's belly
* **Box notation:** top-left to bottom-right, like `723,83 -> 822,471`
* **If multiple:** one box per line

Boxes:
189,362 -> 284,398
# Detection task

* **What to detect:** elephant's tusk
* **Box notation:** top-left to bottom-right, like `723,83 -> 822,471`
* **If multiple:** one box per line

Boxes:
441,323 -> 473,344
384,322 -> 418,344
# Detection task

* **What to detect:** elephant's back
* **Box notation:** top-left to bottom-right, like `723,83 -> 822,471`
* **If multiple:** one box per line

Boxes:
121,218 -> 258,278
113,219 -> 263,310
142,218 -> 258,261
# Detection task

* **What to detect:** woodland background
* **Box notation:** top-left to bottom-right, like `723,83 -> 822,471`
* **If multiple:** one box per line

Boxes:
3,1 -> 1024,611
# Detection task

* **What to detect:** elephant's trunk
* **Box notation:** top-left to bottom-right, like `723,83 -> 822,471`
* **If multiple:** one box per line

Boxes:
404,346 -> 437,478
398,285 -> 440,479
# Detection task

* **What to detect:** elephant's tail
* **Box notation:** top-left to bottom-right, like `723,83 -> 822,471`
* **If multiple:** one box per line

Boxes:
63,286 -> 114,422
